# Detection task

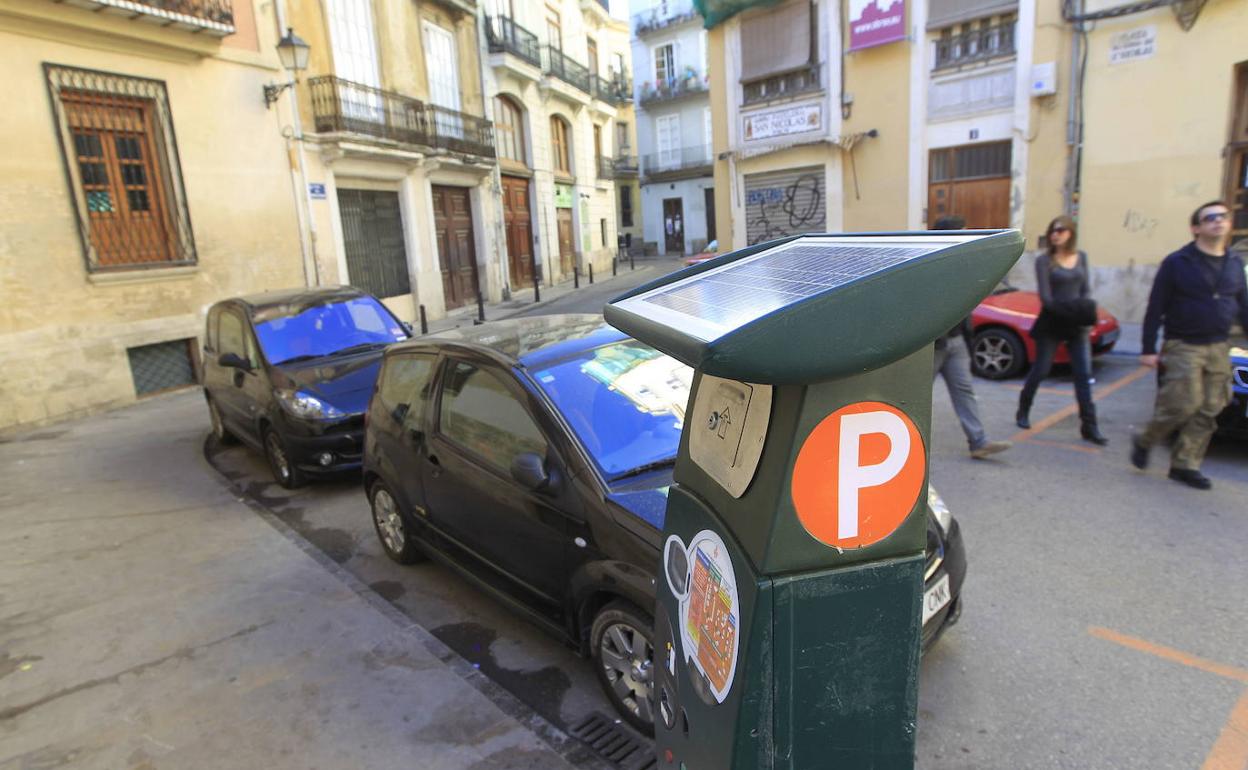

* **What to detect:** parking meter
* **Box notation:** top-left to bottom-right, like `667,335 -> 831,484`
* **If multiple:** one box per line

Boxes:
605,231 -> 1023,769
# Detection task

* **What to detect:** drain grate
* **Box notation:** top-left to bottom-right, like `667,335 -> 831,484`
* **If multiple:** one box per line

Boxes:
569,712 -> 657,770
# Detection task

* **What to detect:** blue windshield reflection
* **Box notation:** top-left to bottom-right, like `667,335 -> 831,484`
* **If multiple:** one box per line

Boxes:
255,297 -> 408,365
533,341 -> 692,478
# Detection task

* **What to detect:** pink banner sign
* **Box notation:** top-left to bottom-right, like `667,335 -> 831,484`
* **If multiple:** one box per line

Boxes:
849,0 -> 906,51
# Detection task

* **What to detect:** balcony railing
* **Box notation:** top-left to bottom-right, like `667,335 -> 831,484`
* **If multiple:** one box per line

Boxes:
590,73 -> 633,105
137,0 -> 233,23
641,144 -> 713,180
597,156 -> 616,179
934,22 -> 1016,70
742,63 -> 820,106
544,46 -> 592,93
639,73 -> 709,106
308,75 -> 494,159
632,0 -> 698,36
67,0 -> 235,34
485,15 -> 541,68
613,154 -> 639,176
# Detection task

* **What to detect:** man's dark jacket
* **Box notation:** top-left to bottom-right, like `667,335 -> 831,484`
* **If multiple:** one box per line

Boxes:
1141,242 -> 1248,355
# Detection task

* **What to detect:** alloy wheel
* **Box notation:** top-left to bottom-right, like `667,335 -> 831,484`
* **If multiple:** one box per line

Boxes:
372,488 -> 406,556
974,335 -> 1015,377
598,621 -> 655,726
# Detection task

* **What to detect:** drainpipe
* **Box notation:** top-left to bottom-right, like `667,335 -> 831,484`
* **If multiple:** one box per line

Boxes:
1063,0 -> 1083,218
275,0 -> 322,286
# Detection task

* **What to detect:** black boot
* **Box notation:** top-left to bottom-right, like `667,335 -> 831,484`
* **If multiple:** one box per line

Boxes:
1016,392 -> 1033,430
1079,402 -> 1108,445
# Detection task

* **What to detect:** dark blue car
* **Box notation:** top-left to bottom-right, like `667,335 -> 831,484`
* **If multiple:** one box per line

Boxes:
1217,346 -> 1248,437
202,286 -> 410,488
360,314 -> 966,732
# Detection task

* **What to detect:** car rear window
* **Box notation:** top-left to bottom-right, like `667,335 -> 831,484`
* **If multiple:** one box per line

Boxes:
530,341 -> 692,478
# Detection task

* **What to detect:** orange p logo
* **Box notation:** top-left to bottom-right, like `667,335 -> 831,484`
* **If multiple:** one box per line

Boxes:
791,401 -> 925,549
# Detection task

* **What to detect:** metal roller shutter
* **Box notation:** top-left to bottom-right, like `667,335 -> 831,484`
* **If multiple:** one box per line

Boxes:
743,166 -> 827,246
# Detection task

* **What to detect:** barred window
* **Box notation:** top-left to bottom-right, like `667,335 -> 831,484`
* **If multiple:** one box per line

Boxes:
45,64 -> 196,272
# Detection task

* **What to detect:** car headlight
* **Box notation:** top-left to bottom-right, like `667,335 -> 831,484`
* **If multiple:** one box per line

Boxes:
275,389 -> 344,420
927,486 -> 952,534
1231,346 -> 1248,358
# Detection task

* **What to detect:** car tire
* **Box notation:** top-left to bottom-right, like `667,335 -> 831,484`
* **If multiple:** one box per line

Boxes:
205,396 -> 237,445
369,481 -> 425,565
263,427 -> 305,489
591,600 -> 656,735
972,327 -> 1027,379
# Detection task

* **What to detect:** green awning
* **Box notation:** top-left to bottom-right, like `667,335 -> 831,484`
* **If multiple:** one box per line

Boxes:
694,0 -> 781,29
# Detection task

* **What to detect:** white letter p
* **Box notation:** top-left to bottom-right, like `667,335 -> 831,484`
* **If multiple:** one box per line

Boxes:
837,411 -> 910,540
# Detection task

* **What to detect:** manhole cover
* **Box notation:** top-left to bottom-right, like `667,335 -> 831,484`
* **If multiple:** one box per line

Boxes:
568,712 -> 656,770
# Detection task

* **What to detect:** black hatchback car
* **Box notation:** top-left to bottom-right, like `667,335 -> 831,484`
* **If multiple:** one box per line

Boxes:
202,286 -> 410,488
361,315 -> 965,731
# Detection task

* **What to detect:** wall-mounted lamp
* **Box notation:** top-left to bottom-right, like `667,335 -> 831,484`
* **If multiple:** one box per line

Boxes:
263,28 -> 311,109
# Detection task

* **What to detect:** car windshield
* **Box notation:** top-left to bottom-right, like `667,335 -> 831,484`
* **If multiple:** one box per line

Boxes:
531,340 -> 692,479
254,297 -> 408,365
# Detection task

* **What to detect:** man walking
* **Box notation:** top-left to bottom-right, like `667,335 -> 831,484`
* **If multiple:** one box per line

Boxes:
1132,200 -> 1248,489
932,216 -> 1011,459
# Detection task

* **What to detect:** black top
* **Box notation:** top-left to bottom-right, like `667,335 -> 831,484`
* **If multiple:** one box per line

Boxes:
1141,241 -> 1248,355
1035,251 -> 1090,307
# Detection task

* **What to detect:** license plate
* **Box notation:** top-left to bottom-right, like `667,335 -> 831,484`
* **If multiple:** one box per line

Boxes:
922,574 -> 951,626
1098,328 -> 1120,346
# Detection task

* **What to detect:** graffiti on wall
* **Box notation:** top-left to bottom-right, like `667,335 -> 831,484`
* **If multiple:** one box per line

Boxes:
745,173 -> 826,245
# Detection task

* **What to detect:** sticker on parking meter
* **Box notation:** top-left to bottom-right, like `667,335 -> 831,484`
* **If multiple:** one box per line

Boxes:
791,401 -> 925,549
665,530 -> 740,704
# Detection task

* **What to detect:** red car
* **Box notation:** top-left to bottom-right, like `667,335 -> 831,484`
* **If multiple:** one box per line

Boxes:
970,287 -> 1121,379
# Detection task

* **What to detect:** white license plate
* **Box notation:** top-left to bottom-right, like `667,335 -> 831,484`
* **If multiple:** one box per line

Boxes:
922,574 -> 952,626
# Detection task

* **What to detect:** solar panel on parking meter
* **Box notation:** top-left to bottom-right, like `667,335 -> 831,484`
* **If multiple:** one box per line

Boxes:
605,230 -> 1024,770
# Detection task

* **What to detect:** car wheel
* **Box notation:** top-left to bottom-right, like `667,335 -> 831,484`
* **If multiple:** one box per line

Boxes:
591,601 -> 656,734
972,328 -> 1027,379
263,428 -> 305,489
369,481 -> 425,565
205,396 -> 236,445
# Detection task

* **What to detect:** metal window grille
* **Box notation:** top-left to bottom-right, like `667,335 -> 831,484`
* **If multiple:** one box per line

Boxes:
45,64 -> 196,273
127,339 -> 197,396
929,141 -> 1011,182
337,189 -> 412,300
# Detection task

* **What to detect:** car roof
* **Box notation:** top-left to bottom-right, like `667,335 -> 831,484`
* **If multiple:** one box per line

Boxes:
391,314 -> 631,368
226,286 -> 373,318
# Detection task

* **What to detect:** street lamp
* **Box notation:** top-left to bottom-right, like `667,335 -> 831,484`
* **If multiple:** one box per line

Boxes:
263,28 -> 310,108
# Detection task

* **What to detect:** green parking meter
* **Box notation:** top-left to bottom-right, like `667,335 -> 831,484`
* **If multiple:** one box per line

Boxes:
604,231 -> 1023,769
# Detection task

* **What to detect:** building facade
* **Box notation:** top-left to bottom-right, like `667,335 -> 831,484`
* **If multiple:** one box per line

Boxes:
481,0 -> 634,287
632,0 -> 714,256
707,0 -> 1246,322
284,0 -> 503,324
0,0 -> 306,431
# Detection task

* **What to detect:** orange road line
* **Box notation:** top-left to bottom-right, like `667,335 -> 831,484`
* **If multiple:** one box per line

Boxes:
1202,689 -> 1248,770
1024,438 -> 1102,454
1009,365 -> 1153,443
1000,383 -> 1071,395
1089,627 -> 1248,684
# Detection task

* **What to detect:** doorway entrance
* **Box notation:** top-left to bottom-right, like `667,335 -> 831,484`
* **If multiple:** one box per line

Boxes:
501,175 -> 533,287
663,197 -> 684,255
927,141 -> 1012,228
431,185 -> 479,309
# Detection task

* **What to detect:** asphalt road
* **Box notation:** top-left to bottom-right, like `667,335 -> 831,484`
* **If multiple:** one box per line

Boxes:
208,268 -> 1248,769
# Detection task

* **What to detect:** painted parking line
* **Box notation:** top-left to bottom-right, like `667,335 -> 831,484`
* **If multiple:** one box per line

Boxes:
1008,365 -> 1153,446
1090,626 -> 1248,770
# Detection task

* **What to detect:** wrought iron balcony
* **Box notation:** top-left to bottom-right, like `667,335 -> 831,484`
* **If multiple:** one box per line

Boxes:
934,22 -> 1016,70
639,72 -> 709,106
613,154 -> 639,176
544,46 -> 591,94
597,156 -> 616,179
485,15 -> 541,68
591,73 -> 633,106
308,75 -> 494,159
61,0 -> 235,34
641,144 -> 713,181
632,0 -> 698,36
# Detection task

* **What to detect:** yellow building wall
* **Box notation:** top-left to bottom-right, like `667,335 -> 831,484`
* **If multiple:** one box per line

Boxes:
0,4 -> 305,431
1020,0 -> 1074,248
708,23 -> 734,251
840,39 -> 911,232
1079,2 -> 1246,270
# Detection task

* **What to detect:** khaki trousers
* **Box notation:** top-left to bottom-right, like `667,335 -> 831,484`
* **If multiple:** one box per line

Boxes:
1139,340 -> 1232,470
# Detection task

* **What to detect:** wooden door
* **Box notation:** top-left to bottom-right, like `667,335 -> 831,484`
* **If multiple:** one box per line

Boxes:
432,185 -> 479,309
501,175 -> 533,287
556,207 -> 574,275
927,178 -> 1010,228
704,187 -> 717,243
663,197 -> 685,254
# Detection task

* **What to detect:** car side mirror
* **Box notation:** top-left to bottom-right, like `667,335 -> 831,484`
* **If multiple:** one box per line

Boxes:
510,452 -> 549,491
401,321 -> 414,335
218,352 -> 250,371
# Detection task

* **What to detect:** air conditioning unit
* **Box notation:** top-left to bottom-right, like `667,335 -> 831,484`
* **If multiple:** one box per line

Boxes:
1030,62 -> 1057,97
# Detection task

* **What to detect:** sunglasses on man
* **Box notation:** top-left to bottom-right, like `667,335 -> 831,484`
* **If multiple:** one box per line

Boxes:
1200,211 -> 1229,224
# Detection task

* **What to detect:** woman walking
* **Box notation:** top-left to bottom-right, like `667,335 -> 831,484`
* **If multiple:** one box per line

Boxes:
1015,216 -> 1109,445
